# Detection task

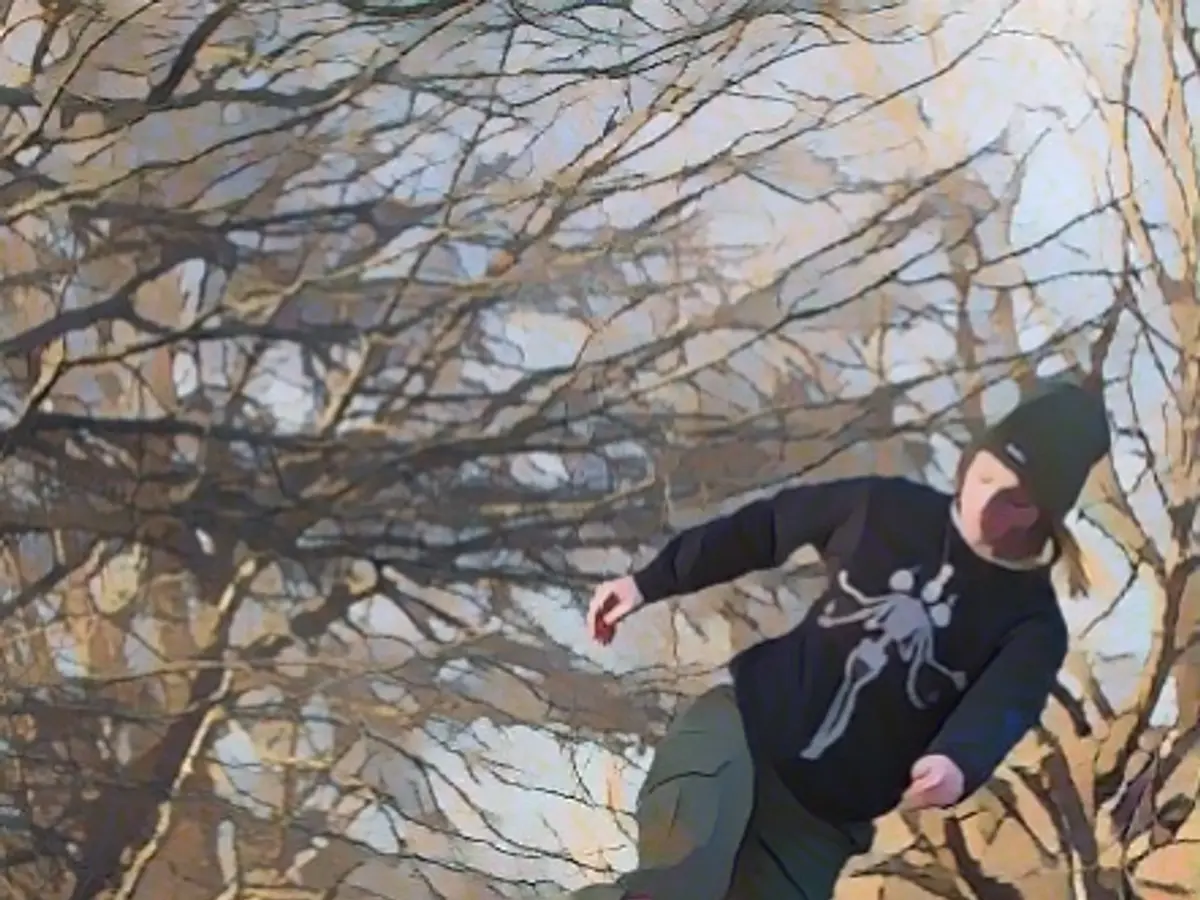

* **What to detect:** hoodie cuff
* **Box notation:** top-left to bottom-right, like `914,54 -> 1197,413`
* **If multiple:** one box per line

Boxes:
632,560 -> 676,605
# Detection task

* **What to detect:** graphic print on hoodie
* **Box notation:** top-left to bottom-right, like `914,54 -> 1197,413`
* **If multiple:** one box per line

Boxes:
799,560 -> 966,761
632,475 -> 1068,824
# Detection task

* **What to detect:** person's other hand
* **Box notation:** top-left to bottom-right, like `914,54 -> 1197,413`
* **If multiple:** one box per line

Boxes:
900,754 -> 965,810
586,576 -> 643,645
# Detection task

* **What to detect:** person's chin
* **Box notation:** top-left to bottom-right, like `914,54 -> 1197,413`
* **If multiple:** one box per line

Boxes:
986,530 -> 1036,561
979,524 -> 1009,547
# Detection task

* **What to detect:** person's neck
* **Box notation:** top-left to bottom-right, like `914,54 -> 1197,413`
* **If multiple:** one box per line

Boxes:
949,503 -> 1054,571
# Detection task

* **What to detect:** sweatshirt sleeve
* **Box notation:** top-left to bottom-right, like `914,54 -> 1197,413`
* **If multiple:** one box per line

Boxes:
926,613 -> 1068,800
631,476 -> 873,604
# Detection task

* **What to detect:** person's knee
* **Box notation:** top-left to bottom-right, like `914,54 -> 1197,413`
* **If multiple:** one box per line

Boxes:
632,686 -> 754,879
637,754 -> 754,867
647,688 -> 749,782
687,684 -> 741,732
565,885 -> 629,900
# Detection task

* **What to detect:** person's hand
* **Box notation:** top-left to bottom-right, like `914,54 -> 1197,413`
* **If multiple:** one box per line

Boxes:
587,576 -> 643,645
900,754 -> 965,810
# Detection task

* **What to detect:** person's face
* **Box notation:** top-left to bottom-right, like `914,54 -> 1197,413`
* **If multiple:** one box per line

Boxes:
956,450 -> 1040,548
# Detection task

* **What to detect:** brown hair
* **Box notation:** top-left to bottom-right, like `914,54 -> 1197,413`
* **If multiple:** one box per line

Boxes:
1051,521 -> 1091,599
954,447 -> 1092,599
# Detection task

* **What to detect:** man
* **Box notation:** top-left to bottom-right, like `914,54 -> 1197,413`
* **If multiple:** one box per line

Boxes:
572,377 -> 1110,900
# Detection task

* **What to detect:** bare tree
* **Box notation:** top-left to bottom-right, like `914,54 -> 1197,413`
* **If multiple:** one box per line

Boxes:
0,0 -> 1193,899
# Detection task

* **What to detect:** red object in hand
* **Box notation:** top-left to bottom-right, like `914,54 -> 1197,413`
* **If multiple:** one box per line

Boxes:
594,593 -> 619,645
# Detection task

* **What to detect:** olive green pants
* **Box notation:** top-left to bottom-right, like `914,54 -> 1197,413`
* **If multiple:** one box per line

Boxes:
569,685 -> 872,900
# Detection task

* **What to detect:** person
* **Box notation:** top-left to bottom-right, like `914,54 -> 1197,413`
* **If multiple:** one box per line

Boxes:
570,377 -> 1111,900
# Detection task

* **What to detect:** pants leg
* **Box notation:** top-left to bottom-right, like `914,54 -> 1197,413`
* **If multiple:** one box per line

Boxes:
567,685 -> 755,900
619,684 -> 756,900
725,761 -> 873,900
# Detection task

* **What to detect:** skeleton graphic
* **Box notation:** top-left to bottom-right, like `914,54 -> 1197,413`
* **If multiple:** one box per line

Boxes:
800,564 -> 967,760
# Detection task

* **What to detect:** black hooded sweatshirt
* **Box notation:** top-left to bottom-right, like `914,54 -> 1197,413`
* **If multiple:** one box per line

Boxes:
633,475 -> 1067,824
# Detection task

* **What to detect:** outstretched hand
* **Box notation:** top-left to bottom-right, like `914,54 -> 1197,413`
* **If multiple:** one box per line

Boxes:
587,576 -> 643,645
900,754 -> 965,810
